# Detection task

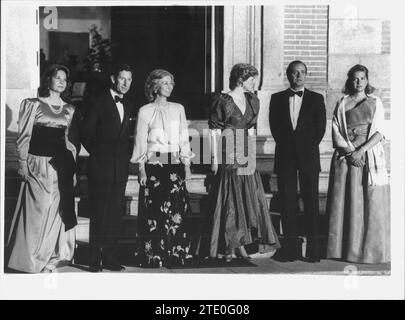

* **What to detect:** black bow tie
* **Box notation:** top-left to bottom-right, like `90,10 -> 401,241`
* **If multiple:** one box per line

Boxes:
289,90 -> 303,97
114,95 -> 124,103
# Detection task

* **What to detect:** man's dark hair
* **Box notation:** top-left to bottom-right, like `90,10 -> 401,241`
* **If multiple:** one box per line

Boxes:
286,60 -> 307,84
111,63 -> 133,78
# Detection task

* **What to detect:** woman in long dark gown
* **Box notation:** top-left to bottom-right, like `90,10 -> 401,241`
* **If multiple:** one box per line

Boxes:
326,64 -> 390,264
200,63 -> 280,262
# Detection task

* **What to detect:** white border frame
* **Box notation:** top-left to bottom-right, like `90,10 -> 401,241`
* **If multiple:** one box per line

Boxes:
1,0 -> 404,300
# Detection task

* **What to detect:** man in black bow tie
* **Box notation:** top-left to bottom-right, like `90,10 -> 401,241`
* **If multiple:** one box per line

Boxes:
81,64 -> 134,272
269,60 -> 326,262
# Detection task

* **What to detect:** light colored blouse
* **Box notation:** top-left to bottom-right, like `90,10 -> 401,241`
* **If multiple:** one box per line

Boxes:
332,94 -> 388,186
130,102 -> 194,165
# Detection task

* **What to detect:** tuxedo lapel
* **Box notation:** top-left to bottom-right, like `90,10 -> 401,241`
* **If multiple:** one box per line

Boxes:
283,89 -> 294,132
295,88 -> 308,131
107,94 -> 123,132
117,101 -> 130,141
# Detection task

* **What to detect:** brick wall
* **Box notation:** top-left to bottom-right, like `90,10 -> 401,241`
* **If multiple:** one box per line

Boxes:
378,88 -> 391,119
381,20 -> 391,54
284,5 -> 328,89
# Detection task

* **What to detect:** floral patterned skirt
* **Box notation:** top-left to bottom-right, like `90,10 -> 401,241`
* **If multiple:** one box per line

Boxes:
136,160 -> 192,268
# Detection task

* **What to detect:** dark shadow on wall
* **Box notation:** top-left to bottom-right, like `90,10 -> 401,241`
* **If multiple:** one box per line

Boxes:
5,104 -> 14,136
4,103 -> 19,272
5,103 -> 19,178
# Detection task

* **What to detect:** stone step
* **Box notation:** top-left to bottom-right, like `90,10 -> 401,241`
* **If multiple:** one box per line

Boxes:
72,183 -> 329,219
256,153 -> 334,174
73,202 -> 329,248
185,135 -> 336,162
74,204 -> 283,245
76,216 -> 90,244
3,175 -> 329,229
0,187 -> 339,248
74,168 -> 333,198
6,193 -> 326,246
123,191 -> 329,216
266,172 -> 332,194
187,120 -> 335,138
75,215 -> 140,245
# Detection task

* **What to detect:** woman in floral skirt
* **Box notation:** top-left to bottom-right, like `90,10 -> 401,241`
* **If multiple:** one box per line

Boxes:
131,69 -> 194,267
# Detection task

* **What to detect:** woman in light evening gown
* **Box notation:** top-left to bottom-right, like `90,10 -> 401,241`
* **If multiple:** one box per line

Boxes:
131,69 -> 194,268
7,64 -> 80,273
326,64 -> 390,264
198,63 -> 280,262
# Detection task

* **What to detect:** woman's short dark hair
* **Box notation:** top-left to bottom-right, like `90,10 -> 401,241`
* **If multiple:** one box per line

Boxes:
37,64 -> 71,100
144,69 -> 175,102
229,63 -> 258,90
343,64 -> 375,95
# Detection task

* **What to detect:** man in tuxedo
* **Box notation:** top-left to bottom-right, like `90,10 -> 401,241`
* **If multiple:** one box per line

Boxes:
81,64 -> 134,271
269,60 -> 326,262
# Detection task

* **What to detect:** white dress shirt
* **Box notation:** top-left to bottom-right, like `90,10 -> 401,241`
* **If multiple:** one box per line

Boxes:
289,88 -> 304,130
110,89 -> 124,123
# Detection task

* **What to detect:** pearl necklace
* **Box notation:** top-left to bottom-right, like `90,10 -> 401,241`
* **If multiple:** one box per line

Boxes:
43,97 -> 64,114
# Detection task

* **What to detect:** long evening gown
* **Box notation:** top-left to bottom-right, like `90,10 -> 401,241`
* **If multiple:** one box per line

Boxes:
326,97 -> 390,264
200,92 -> 280,258
7,98 -> 77,273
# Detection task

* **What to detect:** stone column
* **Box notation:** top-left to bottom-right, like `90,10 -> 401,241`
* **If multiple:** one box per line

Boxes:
258,5 -> 285,135
4,4 -> 39,174
223,6 -> 262,91
3,3 -> 39,235
223,5 -> 285,135
328,3 -> 390,118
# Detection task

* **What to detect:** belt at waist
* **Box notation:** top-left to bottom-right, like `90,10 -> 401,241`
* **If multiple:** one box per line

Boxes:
147,151 -> 182,165
347,124 -> 369,140
28,125 -> 66,156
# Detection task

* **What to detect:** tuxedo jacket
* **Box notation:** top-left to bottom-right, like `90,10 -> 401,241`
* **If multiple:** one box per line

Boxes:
269,88 -> 326,174
81,91 -> 133,184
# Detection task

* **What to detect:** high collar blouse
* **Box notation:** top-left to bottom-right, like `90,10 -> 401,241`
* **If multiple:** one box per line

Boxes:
130,102 -> 194,165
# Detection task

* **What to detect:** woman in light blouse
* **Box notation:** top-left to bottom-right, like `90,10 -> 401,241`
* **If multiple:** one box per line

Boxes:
131,69 -> 194,268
